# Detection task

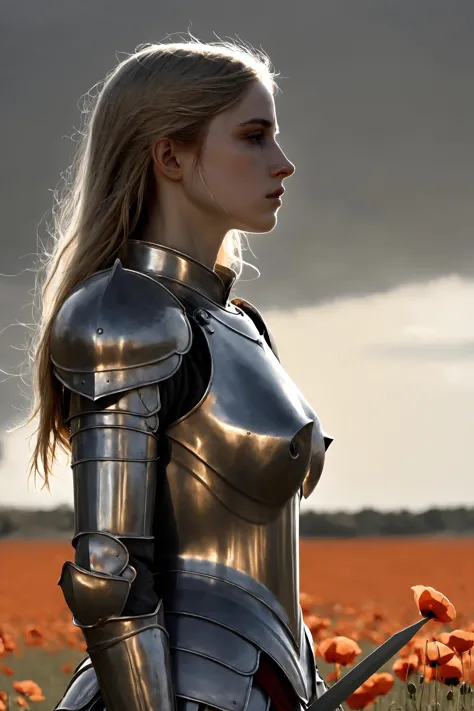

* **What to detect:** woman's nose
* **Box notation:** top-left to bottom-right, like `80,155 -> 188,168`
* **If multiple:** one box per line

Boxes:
281,159 -> 295,178
273,154 -> 295,179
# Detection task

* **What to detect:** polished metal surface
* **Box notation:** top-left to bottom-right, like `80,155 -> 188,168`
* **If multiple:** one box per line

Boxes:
50,258 -> 193,400
54,659 -> 101,711
74,531 -> 130,575
159,558 -> 313,702
80,602 -> 175,711
120,239 -> 236,305
232,296 -> 332,499
68,382 -> 162,539
58,560 -> 135,627
119,240 -> 328,646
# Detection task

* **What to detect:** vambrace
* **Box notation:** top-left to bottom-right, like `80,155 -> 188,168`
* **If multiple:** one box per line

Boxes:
57,382 -> 176,711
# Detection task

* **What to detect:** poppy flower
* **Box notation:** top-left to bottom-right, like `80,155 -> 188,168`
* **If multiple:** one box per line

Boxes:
369,672 -> 395,696
436,656 -> 463,686
411,586 -> 456,623
447,630 -> 474,655
392,654 -> 419,681
305,615 -> 331,635
1,633 -> 16,653
345,687 -> 376,710
0,693 -> 7,703
13,698 -> 29,709
424,641 -> 455,667
22,627 -> 44,648
12,680 -> 43,699
0,699 -> 6,711
0,666 -> 13,676
62,663 -> 73,675
434,632 -> 452,646
318,636 -> 362,666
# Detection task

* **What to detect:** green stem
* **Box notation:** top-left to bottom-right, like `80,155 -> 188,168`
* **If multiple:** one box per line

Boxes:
467,649 -> 473,711
418,639 -> 428,711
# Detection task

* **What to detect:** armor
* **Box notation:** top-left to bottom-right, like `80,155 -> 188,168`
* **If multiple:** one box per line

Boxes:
51,240 -> 333,711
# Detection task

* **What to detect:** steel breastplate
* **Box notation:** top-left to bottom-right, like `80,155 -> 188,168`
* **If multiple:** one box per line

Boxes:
155,284 -> 327,646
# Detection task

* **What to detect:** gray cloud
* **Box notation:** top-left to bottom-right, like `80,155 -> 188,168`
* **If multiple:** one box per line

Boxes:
368,340 -> 474,361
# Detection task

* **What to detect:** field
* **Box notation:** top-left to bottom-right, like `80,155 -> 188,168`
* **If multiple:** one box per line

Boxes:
0,537 -> 473,710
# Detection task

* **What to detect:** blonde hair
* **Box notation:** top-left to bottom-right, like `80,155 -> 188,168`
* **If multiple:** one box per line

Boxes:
15,37 -> 277,489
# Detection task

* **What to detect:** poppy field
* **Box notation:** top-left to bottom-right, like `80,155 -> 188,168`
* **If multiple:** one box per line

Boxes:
0,537 -> 473,710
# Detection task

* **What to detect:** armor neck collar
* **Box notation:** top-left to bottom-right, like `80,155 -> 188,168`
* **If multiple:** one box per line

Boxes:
119,239 -> 237,306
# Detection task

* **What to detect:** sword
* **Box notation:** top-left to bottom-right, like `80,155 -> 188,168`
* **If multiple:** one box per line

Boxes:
308,615 -> 432,711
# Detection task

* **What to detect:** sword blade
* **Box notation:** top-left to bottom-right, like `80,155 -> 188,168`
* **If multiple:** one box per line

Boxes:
308,616 -> 431,711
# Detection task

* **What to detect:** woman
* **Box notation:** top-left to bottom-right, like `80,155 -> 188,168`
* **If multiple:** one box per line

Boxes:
24,39 -> 333,711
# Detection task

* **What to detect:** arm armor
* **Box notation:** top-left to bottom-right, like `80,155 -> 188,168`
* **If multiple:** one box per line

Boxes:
51,259 -> 192,711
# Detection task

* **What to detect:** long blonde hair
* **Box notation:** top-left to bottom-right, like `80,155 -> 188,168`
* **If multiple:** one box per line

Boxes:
15,38 -> 277,489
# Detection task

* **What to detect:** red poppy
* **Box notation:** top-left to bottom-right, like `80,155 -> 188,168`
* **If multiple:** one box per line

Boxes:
22,627 -> 44,648
411,586 -> 456,624
437,656 -> 463,686
447,630 -> 474,655
12,680 -> 44,699
305,615 -> 332,636
370,672 -> 395,696
392,654 -> 419,681
424,641 -> 455,667
318,636 -> 362,666
345,688 -> 376,709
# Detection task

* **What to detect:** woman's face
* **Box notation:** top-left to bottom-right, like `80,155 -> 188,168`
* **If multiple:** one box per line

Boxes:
184,80 -> 295,233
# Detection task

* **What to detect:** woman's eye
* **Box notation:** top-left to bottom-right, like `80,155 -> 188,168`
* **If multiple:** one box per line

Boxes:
247,132 -> 265,144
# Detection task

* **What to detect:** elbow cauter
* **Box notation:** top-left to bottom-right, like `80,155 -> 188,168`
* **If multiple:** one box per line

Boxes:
58,532 -> 137,627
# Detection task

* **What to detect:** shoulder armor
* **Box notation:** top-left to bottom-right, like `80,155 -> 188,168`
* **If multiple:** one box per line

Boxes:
50,258 -> 192,400
232,297 -> 279,361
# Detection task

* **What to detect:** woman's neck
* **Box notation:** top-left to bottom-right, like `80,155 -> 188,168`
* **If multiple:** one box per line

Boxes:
139,202 -> 227,271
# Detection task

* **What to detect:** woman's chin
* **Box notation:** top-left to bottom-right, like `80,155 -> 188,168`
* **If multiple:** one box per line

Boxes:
238,213 -> 278,234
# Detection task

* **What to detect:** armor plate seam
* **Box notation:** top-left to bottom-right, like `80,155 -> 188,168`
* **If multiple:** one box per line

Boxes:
69,424 -> 158,439
71,455 -> 160,467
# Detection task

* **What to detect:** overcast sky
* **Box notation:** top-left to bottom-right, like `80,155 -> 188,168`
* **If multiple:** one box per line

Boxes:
1,0 -> 473,511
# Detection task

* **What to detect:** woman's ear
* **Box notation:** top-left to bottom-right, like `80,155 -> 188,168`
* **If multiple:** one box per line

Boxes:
151,136 -> 184,182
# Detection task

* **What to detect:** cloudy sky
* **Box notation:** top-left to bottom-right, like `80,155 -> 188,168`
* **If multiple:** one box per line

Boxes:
1,0 -> 473,511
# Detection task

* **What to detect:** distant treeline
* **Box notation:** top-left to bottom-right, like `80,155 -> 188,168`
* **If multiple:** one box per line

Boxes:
0,505 -> 473,539
300,507 -> 474,537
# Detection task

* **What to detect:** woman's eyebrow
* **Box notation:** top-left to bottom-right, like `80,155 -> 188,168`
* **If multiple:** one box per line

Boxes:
238,118 -> 280,134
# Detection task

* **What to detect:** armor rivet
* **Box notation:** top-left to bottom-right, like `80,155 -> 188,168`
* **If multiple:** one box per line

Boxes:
247,431 -> 251,436
96,327 -> 103,335
194,308 -> 214,333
